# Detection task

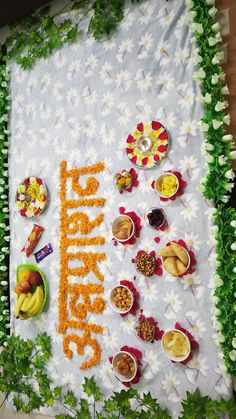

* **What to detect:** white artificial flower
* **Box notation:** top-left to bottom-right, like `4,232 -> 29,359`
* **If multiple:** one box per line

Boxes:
84,54 -> 98,77
26,76 -> 38,95
61,371 -> 76,388
100,124 -> 115,145
120,8 -> 135,31
102,330 -> 119,349
41,72 -> 51,93
184,232 -> 201,251
120,315 -> 136,335
186,356 -> 209,384
180,273 -> 204,298
138,4 -> 154,25
138,33 -> 154,59
116,70 -> 132,91
101,91 -> 115,116
142,350 -> 160,379
163,290 -> 183,314
54,51 -> 67,69
180,195 -> 199,222
135,99 -> 152,121
117,103 -> 132,126
212,119 -> 223,129
67,60 -> 81,80
100,361 -> 114,388
82,87 -> 98,106
158,9 -> 174,28
139,277 -> 158,303
68,117 -> 80,139
162,372 -> 180,403
157,71 -> 174,99
135,69 -> 153,91
154,41 -> 171,65
39,102 -> 51,120
174,47 -> 189,67
116,38 -> 134,63
99,62 -> 113,84
161,221 -> 178,240
178,87 -> 194,110
53,80 -> 64,101
83,115 -> 96,138
66,87 -> 79,106
54,107 -> 65,128
179,156 -> 200,180
177,120 -> 197,146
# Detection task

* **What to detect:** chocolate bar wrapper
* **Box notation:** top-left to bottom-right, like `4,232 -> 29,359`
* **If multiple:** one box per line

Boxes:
22,224 -> 44,257
34,243 -> 53,263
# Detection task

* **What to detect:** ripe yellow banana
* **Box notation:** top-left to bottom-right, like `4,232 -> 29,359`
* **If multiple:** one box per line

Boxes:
14,293 -> 27,318
19,312 -> 29,320
21,293 -> 33,312
27,286 -> 44,317
21,290 -> 38,314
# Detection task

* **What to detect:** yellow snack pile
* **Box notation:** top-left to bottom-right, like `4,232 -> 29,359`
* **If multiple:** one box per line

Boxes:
156,175 -> 177,197
163,331 -> 189,357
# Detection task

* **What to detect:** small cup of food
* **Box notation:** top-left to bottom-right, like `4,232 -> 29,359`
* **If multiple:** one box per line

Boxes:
114,170 -> 133,192
109,285 -> 133,314
112,215 -> 134,242
155,172 -> 179,198
158,242 -> 190,277
134,318 -> 155,342
112,351 -> 137,382
161,329 -> 191,362
135,252 -> 156,277
144,207 -> 166,230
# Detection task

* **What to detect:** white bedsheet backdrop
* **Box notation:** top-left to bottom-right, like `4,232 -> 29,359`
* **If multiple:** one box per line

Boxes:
9,0 -> 232,416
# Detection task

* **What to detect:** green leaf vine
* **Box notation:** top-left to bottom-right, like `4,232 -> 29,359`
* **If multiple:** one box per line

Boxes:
0,333 -> 235,418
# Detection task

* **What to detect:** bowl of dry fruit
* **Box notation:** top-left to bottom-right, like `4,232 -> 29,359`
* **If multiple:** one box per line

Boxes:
144,207 -> 166,230
109,285 -> 133,314
112,351 -> 137,382
135,251 -> 156,277
134,318 -> 155,343
112,215 -> 134,242
114,170 -> 133,192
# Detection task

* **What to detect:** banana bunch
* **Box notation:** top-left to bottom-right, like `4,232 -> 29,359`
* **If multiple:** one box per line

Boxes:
14,286 -> 44,320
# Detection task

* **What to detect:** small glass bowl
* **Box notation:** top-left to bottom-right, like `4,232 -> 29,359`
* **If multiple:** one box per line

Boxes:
135,252 -> 156,277
144,207 -> 166,230
114,170 -> 133,192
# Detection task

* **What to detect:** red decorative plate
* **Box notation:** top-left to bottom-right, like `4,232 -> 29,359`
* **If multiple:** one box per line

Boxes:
126,121 -> 169,169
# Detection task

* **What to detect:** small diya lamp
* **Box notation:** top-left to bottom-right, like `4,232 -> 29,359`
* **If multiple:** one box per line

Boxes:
161,329 -> 191,362
154,172 -> 179,198
112,351 -> 137,382
109,285 -> 134,314
112,215 -> 134,242
114,170 -> 133,192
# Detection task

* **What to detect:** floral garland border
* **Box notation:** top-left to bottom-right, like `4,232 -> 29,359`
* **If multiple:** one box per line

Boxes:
0,61 -> 10,346
186,0 -> 235,204
186,0 -> 236,376
211,205 -> 236,376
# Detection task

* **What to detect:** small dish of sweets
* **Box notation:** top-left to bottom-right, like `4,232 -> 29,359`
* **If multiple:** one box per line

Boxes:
144,207 -> 166,230
112,351 -> 137,382
158,242 -> 190,276
161,329 -> 190,362
134,318 -> 155,342
109,285 -> 133,314
114,170 -> 133,192
155,173 -> 179,198
112,215 -> 134,242
135,252 -> 156,277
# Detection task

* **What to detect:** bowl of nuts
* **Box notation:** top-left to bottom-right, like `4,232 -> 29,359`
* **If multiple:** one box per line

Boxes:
109,285 -> 133,314
135,251 -> 156,277
112,215 -> 134,242
134,319 -> 156,343
112,351 -> 137,382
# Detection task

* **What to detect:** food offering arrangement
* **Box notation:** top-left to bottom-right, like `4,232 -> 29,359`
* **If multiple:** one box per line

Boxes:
110,285 -> 133,314
144,207 -> 166,230
155,172 -> 179,198
126,121 -> 169,168
14,264 -> 47,320
112,215 -> 134,242
16,176 -> 47,218
161,329 -> 191,362
158,242 -> 190,276
114,170 -> 133,192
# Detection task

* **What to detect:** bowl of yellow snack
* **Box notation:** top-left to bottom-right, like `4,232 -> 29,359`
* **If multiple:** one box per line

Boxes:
155,172 -> 179,198
158,242 -> 190,276
112,351 -> 137,382
161,329 -> 191,362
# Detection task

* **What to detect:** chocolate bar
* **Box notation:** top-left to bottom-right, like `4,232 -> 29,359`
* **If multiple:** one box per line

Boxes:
34,243 -> 53,263
22,224 -> 44,257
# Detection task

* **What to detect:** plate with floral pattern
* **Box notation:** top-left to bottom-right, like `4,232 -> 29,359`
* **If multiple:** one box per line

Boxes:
126,121 -> 169,169
16,176 -> 48,218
